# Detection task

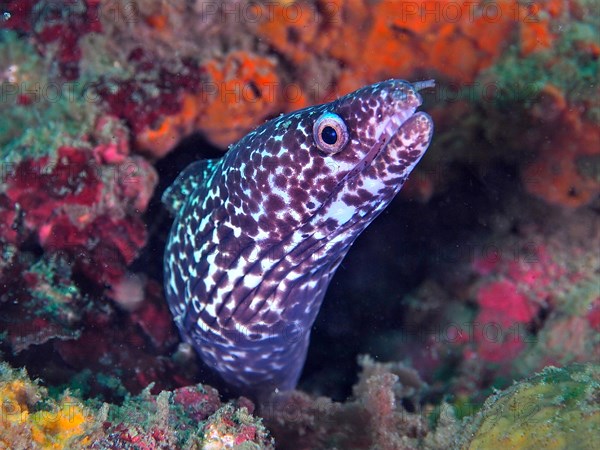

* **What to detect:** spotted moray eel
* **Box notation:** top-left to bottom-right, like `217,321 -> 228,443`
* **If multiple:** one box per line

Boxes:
163,79 -> 434,400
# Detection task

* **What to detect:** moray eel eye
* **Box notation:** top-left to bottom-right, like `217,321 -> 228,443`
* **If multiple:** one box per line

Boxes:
322,126 -> 337,144
313,112 -> 348,154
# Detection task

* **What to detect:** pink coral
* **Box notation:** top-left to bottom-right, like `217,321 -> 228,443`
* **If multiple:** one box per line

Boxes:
4,0 -> 103,79
92,115 -> 130,165
96,51 -> 205,157
476,280 -> 538,327
173,385 -> 221,421
587,298 -> 600,332
1,143 -> 157,287
54,280 -> 184,396
202,404 -> 274,449
7,147 -> 101,222
469,244 -> 556,363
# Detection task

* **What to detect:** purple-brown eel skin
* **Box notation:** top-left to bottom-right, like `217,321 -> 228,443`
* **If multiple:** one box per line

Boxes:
163,79 -> 435,400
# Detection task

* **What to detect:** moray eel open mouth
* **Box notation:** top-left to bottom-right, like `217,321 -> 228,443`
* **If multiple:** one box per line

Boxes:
341,80 -> 434,186
375,80 -> 434,161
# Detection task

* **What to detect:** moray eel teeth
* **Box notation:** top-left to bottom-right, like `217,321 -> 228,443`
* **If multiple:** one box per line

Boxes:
163,79 -> 435,401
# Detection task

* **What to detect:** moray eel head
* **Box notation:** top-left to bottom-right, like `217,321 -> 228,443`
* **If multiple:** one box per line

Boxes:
163,79 -> 434,401
225,79 -> 434,241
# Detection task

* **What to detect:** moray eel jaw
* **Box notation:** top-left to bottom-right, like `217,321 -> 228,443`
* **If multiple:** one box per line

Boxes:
163,79 -> 434,401
309,80 -> 433,239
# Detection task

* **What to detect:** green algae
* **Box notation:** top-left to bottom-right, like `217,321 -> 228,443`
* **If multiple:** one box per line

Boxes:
558,277 -> 600,317
0,31 -> 99,164
78,32 -> 136,82
481,3 -> 600,121
0,361 -> 273,449
26,257 -> 82,318
202,403 -> 274,450
458,364 -> 600,450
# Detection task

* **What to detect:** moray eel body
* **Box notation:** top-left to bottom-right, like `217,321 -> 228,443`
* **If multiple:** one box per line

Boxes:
163,79 -> 434,400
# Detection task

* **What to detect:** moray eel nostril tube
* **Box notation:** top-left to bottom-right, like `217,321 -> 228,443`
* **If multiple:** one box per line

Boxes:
163,79 -> 435,401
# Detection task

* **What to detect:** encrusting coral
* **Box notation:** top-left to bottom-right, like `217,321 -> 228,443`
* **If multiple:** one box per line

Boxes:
0,362 -> 274,449
0,363 -> 93,449
459,364 -> 600,449
0,1 -> 599,448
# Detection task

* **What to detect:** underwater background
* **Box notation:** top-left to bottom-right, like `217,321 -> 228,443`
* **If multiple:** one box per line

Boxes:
0,0 -> 599,448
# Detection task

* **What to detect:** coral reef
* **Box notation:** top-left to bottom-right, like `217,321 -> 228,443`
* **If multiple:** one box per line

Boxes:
8,0 -> 593,156
264,356 -> 431,449
3,142 -> 155,286
202,404 -> 275,450
2,0 -> 102,80
0,0 -> 599,448
459,364 -> 600,449
194,51 -> 283,148
479,0 -> 600,208
0,363 -> 94,449
3,358 -> 596,449
0,362 -> 273,449
363,202 -> 600,408
0,250 -> 84,354
521,104 -> 599,207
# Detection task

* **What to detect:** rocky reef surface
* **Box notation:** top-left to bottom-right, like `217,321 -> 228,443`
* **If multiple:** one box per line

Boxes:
1,0 -> 599,448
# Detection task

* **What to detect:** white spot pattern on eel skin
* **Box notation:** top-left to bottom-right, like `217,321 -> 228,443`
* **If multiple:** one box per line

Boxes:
163,79 -> 435,401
